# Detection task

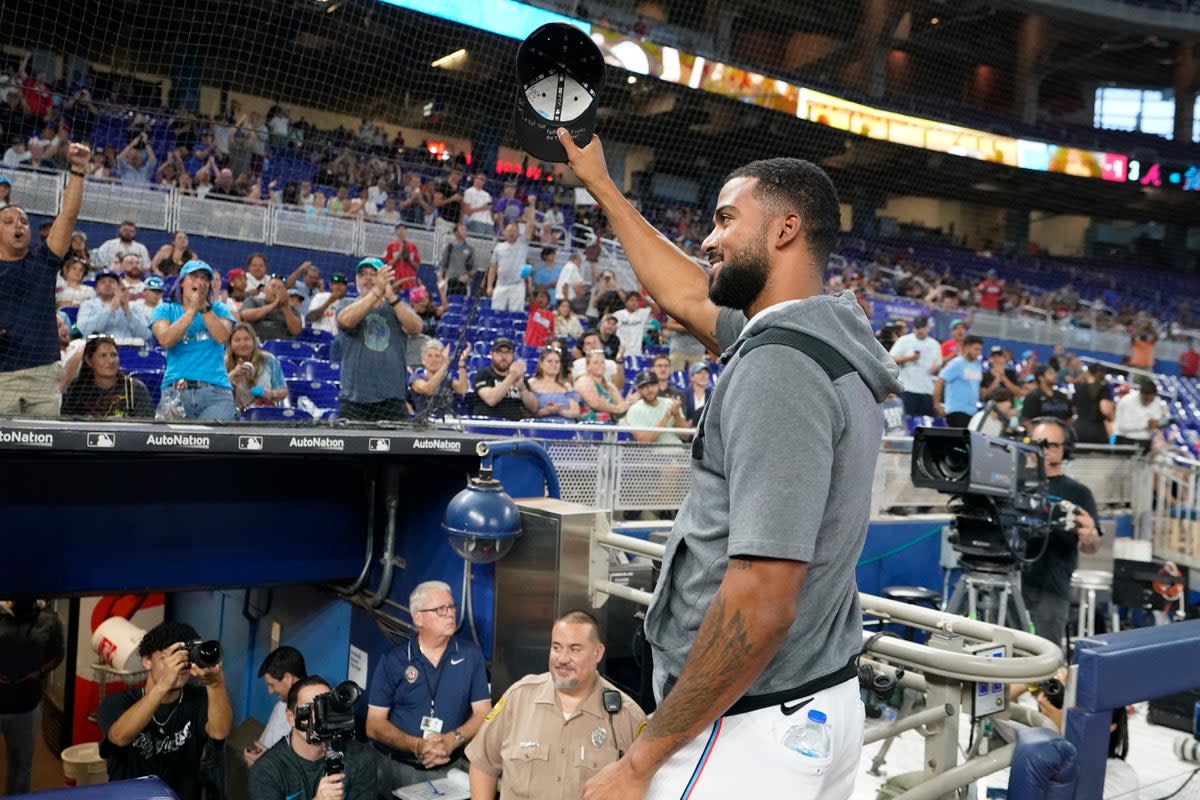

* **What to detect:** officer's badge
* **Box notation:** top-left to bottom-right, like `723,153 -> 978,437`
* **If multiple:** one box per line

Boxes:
591,727 -> 607,748
405,665 -> 419,684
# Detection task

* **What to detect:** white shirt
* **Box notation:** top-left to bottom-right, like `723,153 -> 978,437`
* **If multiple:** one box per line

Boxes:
245,273 -> 270,294
366,185 -> 389,216
306,291 -> 340,335
463,186 -> 493,226
92,238 -> 151,270
1114,392 -> 1166,440
614,307 -> 651,356
968,409 -> 1005,437
572,357 -> 618,382
130,298 -> 161,326
889,333 -> 942,395
491,236 -> 529,287
257,701 -> 290,750
3,148 -> 31,167
556,260 -> 585,304
56,284 -> 96,306
269,115 -> 290,136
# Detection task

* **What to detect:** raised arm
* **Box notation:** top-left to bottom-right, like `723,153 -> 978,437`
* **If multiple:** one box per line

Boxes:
558,130 -> 719,351
48,144 -> 91,258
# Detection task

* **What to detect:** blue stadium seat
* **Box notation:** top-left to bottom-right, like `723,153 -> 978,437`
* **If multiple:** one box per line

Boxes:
118,348 -> 165,373
287,379 -> 341,408
129,370 -> 163,407
61,307 -> 79,325
242,406 -> 303,422
279,360 -> 306,379
295,328 -> 334,345
299,359 -> 341,382
262,339 -> 319,359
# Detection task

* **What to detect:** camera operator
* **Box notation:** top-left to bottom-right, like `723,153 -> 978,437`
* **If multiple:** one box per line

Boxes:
98,621 -> 232,800
250,676 -> 376,800
1021,418 -> 1103,648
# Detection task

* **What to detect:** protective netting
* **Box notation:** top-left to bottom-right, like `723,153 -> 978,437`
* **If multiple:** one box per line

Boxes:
1,0 -> 1198,423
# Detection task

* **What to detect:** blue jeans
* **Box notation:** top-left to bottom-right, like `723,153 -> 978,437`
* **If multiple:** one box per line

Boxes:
0,705 -> 39,794
180,383 -> 237,421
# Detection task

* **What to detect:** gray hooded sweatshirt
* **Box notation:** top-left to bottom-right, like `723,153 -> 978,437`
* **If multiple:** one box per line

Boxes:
644,291 -> 902,699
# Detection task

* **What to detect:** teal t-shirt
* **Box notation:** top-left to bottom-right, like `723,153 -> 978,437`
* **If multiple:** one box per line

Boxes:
149,302 -> 236,389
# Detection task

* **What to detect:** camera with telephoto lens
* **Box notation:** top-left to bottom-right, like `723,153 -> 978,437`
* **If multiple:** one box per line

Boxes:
294,680 -> 362,775
911,428 -> 1063,572
182,639 -> 222,668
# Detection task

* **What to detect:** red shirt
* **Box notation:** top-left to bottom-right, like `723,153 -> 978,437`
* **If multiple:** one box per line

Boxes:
977,279 -> 1003,311
384,240 -> 420,286
941,339 -> 961,359
22,77 -> 52,118
525,307 -> 554,347
1180,350 -> 1200,378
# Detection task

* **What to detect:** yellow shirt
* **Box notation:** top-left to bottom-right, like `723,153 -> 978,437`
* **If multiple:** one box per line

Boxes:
465,673 -> 646,800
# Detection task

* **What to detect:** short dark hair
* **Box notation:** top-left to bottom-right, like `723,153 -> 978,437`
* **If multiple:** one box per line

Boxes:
1035,364 -> 1057,380
963,335 -> 984,348
258,646 -> 308,681
541,247 -> 556,260
723,158 -> 840,272
555,610 -> 603,643
984,386 -> 1013,404
286,675 -> 331,712
246,252 -> 268,267
138,621 -> 199,658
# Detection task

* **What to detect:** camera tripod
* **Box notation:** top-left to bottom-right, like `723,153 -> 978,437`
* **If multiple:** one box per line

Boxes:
944,564 -> 1033,632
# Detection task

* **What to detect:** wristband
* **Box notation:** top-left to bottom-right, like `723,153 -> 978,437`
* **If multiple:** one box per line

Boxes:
452,730 -> 465,746
389,297 -> 402,306
70,169 -> 87,177
199,304 -> 212,315
250,386 -> 265,398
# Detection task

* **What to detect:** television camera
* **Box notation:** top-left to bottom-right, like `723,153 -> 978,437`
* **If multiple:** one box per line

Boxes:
911,428 -> 1073,572
294,680 -> 362,775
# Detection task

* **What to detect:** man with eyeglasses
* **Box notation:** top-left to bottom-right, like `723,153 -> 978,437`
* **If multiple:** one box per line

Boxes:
1021,418 -> 1102,650
366,580 -> 491,793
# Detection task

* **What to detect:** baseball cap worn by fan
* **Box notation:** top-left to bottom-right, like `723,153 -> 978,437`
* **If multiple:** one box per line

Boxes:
144,275 -> 165,292
635,370 -> 657,388
180,259 -> 214,279
514,22 -> 605,163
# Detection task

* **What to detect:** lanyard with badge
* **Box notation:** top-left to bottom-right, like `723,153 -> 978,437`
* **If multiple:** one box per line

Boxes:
409,639 -> 447,737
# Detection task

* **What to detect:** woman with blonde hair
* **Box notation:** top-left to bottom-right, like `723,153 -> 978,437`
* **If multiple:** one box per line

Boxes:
574,350 -> 630,422
224,322 -> 288,411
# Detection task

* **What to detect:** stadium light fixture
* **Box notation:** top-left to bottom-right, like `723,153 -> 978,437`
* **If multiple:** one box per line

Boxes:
432,49 -> 468,69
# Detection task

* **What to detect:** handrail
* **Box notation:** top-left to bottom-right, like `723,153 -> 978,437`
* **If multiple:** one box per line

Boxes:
590,527 -> 1063,682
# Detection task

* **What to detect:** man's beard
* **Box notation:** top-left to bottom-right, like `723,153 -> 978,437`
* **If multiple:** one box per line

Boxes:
707,229 -> 770,313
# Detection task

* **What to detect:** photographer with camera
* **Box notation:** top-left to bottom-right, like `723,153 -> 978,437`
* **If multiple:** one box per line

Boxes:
250,676 -> 376,800
98,621 -> 232,800
1021,418 -> 1103,648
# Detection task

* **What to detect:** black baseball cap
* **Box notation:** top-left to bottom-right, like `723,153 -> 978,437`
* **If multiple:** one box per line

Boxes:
635,370 -> 657,388
330,273 -> 347,283
491,337 -> 515,351
513,22 -> 605,163
913,315 -> 930,329
988,345 -> 1007,357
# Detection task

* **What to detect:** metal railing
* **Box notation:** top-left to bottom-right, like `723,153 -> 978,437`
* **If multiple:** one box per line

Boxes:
1135,450 -> 1200,570
590,525 -> 1062,800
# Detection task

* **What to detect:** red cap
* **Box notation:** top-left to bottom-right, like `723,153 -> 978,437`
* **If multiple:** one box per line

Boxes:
227,268 -> 246,280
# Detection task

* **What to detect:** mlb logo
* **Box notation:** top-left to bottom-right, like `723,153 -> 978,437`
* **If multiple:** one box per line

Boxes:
87,432 -> 116,448
239,436 -> 264,451
369,438 -> 391,452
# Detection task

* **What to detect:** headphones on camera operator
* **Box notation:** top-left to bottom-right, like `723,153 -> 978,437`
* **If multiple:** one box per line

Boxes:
1023,416 -> 1076,461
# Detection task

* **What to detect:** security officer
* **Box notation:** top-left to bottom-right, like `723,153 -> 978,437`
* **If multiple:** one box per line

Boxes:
466,611 -> 645,800
366,581 -> 491,793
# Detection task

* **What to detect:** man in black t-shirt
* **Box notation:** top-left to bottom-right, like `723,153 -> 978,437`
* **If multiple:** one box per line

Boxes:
0,599 -> 65,794
1021,419 -> 1102,650
1019,365 -> 1074,423
98,621 -> 233,800
470,337 -> 537,420
0,140 -> 90,416
979,346 -> 1022,399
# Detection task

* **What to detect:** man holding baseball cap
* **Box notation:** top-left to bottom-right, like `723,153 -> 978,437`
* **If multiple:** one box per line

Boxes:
334,257 -> 422,421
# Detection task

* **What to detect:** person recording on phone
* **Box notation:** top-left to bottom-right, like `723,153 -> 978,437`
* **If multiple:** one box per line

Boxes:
465,611 -> 645,800
97,621 -> 232,800
249,676 -> 376,800
1021,418 -> 1103,649
116,132 -> 158,186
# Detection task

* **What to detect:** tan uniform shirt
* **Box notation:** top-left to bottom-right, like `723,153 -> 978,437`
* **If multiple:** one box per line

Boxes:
465,672 -> 645,800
